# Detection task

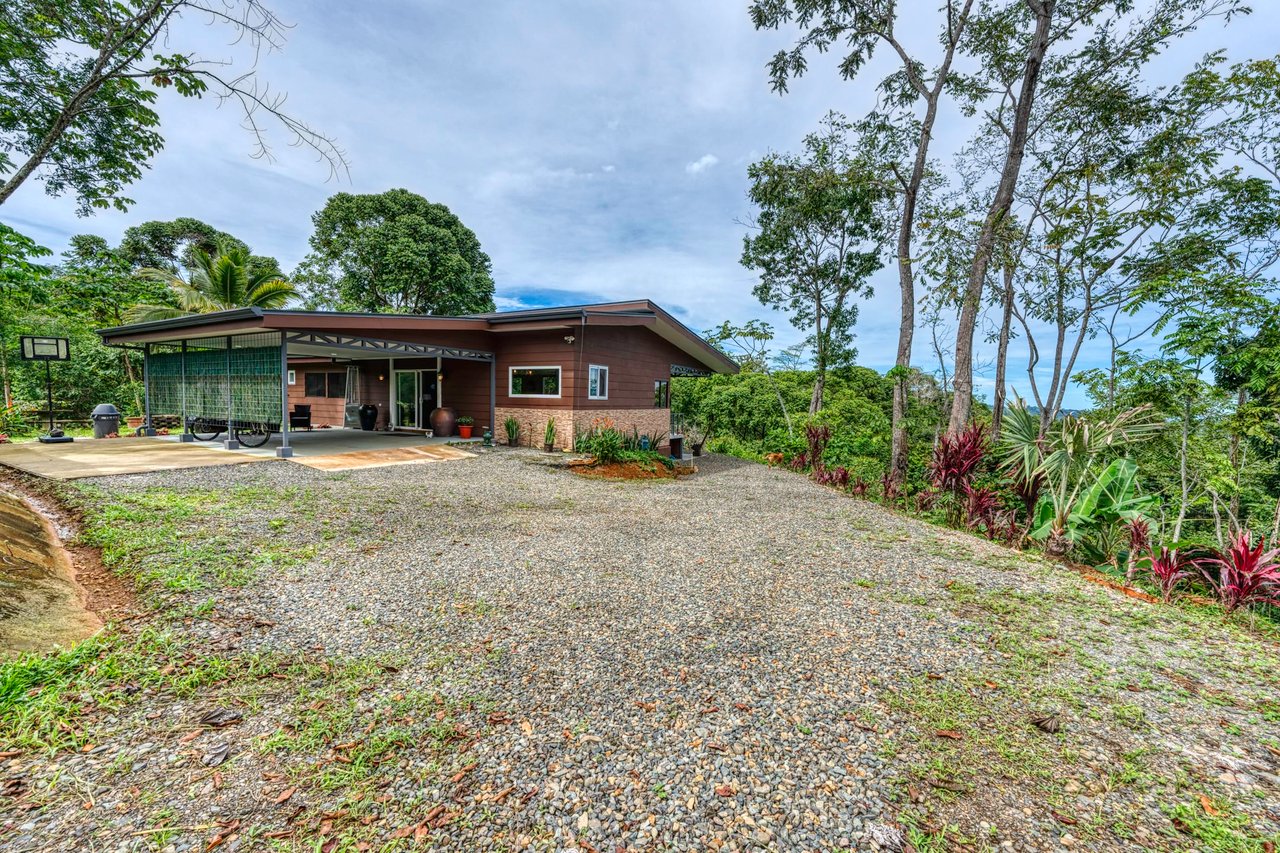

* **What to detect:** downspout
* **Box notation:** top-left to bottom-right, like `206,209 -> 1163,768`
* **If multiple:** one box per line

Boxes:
575,309 -> 587,450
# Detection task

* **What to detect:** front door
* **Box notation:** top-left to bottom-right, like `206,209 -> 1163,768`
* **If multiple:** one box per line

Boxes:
394,370 -> 419,428
394,369 -> 439,429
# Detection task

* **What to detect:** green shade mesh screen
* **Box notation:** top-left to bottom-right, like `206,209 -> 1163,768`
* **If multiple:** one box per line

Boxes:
146,333 -> 283,426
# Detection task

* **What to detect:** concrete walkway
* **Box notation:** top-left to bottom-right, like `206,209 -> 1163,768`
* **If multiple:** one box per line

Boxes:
0,430 -> 480,479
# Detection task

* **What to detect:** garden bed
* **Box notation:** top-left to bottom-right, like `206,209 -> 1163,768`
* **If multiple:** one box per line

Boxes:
567,457 -> 685,480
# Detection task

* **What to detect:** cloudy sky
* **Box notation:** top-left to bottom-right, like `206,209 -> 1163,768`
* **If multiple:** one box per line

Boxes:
5,1 -> 1277,407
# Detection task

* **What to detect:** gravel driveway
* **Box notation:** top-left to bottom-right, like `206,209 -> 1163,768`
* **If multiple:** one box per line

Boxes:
4,450 -> 1279,852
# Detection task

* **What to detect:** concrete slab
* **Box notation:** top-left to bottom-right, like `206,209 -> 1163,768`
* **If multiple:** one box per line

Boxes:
0,437 -> 261,480
291,443 -> 475,472
152,428 -> 482,459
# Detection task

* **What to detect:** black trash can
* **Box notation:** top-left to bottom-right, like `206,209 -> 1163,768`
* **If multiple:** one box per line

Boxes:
668,433 -> 684,459
90,403 -> 121,438
357,403 -> 378,431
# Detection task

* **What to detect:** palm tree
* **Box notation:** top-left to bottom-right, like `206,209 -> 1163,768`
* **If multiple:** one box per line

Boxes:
125,243 -> 297,322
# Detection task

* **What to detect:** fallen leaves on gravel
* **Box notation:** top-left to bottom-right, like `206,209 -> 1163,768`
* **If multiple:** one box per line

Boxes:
934,729 -> 963,740
275,786 -> 297,804
714,784 -> 734,797
1030,713 -> 1062,734
1053,811 -> 1078,825
199,708 -> 243,728
201,744 -> 230,767
205,818 -> 240,850
1199,794 -> 1222,816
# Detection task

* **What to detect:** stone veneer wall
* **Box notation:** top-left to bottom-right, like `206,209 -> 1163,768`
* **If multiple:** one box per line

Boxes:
573,408 -> 673,450
493,407 -> 574,449
492,406 -> 672,450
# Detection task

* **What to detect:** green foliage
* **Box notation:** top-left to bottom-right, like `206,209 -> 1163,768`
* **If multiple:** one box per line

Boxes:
126,242 -> 296,322
0,1 -> 343,214
743,113 -> 886,412
296,189 -> 496,315
503,416 -> 520,446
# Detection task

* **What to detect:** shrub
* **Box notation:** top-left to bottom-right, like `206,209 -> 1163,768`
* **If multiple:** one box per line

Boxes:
880,470 -> 901,504
1141,547 -> 1193,603
929,423 -> 987,496
1125,518 -> 1151,582
851,477 -> 870,498
586,427 -> 625,464
503,416 -> 520,446
1198,531 -> 1280,614
963,484 -> 1001,534
914,487 -> 939,512
804,423 -> 832,472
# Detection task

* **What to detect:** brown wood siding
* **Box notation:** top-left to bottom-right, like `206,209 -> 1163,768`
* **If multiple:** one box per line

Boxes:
287,360 -> 391,429
492,330 -> 579,411
577,325 -> 687,410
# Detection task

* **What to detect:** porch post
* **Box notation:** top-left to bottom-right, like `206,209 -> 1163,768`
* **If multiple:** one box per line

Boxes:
388,357 -> 396,430
141,343 -> 156,436
223,336 -> 239,450
178,340 -> 193,441
277,336 -> 292,458
488,357 -> 496,440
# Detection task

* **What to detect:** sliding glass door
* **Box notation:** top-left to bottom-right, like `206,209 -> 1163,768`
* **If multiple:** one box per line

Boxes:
394,370 -> 419,428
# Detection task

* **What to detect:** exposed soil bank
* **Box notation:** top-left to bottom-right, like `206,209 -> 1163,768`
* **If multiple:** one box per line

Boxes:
0,470 -> 134,656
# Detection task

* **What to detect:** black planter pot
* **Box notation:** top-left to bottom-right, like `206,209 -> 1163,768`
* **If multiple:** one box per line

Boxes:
357,403 -> 378,431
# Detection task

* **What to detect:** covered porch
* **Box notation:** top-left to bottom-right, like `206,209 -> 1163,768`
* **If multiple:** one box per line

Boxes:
100,313 -> 497,459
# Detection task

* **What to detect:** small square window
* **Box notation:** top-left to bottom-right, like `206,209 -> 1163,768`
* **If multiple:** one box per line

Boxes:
304,372 -> 326,397
588,365 -> 609,400
326,371 -> 347,399
654,379 -> 670,408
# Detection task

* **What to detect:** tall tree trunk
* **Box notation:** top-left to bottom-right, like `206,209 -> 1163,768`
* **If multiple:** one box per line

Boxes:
992,262 -> 1015,436
1229,386 -> 1245,521
810,294 -> 825,415
889,0 -> 976,486
949,0 -> 1055,435
1172,395 -> 1191,543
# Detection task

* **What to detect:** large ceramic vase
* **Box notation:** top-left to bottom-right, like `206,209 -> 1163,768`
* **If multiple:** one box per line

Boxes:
429,407 -> 456,437
357,404 -> 378,431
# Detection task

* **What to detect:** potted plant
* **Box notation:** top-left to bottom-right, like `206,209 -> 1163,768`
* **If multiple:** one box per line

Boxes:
504,416 -> 520,446
543,418 -> 557,452
456,415 -> 475,438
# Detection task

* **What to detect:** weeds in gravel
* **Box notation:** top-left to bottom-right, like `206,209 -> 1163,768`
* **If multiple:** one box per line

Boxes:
0,627 -> 283,750
74,484 -> 322,595
1164,799 -> 1280,852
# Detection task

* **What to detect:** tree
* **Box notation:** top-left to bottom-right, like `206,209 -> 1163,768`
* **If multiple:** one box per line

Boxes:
126,243 -> 296,321
0,0 -> 346,214
751,0 -> 980,485
295,189 -> 497,316
742,115 -> 884,415
0,223 -> 51,407
704,320 -> 794,436
117,218 -> 281,278
946,0 -> 1249,435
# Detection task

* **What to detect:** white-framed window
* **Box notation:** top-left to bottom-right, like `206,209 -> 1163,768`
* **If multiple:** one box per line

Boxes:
509,366 -> 561,398
588,364 -> 609,400
287,369 -> 297,385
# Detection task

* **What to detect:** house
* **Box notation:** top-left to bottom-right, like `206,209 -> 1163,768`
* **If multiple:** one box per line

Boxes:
97,300 -> 738,455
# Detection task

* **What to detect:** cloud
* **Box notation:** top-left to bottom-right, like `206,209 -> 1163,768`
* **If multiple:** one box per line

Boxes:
6,0 -> 1276,409
685,154 -> 719,175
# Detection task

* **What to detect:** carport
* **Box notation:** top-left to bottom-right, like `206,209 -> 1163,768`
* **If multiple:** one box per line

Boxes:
98,309 -> 497,458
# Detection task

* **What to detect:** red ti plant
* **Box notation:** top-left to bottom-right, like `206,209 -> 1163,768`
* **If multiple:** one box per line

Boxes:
1007,464 -> 1045,526
1125,518 -> 1151,583
914,487 -> 939,513
850,477 -> 870,498
880,470 -> 902,505
1198,530 -> 1280,614
962,484 -> 1001,534
1141,547 -> 1193,603
805,424 -> 831,472
929,423 -> 987,525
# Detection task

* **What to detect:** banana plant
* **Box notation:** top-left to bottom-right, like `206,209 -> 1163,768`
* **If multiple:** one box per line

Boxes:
1001,399 -> 1162,557
1029,457 -> 1159,565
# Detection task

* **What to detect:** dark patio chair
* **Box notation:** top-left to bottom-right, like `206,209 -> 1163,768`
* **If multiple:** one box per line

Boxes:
289,404 -> 313,431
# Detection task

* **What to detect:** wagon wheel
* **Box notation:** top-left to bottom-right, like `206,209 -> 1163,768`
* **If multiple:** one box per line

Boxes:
188,419 -> 222,442
235,424 -> 271,448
